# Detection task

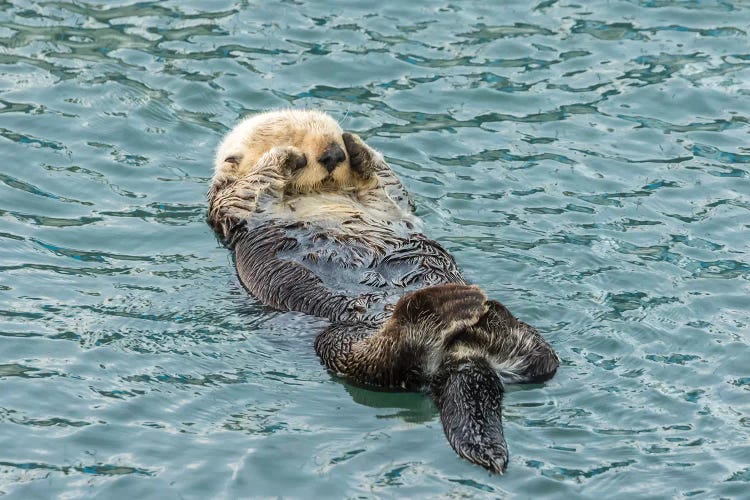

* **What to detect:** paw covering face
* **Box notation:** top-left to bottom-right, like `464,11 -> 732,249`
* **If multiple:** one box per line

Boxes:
214,109 -> 377,194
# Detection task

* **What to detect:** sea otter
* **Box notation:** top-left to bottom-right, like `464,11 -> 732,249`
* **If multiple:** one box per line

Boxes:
207,109 -> 559,473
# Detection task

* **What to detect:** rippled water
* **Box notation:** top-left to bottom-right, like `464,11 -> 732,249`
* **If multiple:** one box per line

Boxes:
1,0 -> 749,497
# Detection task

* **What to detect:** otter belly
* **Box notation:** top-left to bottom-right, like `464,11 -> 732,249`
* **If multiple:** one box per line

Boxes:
271,216 -> 466,320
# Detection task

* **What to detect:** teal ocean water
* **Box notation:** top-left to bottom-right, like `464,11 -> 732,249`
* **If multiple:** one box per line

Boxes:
1,0 -> 749,497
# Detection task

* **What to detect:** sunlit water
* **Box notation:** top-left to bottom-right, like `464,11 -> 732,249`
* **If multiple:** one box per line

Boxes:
1,0 -> 749,497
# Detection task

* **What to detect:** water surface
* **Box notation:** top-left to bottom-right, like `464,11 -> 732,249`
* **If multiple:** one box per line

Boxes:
1,0 -> 749,497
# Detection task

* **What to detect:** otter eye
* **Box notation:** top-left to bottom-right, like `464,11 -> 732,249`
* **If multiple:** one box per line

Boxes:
293,154 -> 308,171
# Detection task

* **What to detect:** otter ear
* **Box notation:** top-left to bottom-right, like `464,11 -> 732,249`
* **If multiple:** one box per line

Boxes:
342,132 -> 375,179
223,154 -> 242,169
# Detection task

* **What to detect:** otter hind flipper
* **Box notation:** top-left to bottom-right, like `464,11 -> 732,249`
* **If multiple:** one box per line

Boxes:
387,284 -> 488,348
431,356 -> 508,474
470,300 -> 560,384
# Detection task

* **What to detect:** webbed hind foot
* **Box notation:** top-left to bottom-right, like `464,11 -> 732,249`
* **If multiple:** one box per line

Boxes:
384,284 -> 488,348
431,356 -> 508,474
460,300 -> 559,383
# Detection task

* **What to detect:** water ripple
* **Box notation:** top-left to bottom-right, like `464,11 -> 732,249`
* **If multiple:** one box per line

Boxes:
1,0 -> 749,498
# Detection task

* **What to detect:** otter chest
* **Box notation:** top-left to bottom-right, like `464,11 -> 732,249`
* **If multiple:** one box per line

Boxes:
252,191 -> 462,315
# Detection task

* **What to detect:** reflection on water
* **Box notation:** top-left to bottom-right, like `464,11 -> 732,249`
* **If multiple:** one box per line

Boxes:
1,0 -> 749,497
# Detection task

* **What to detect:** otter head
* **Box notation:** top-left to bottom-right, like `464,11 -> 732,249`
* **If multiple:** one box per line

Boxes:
214,109 -> 377,194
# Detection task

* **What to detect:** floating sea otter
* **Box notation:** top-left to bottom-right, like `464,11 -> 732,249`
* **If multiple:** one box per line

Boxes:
207,109 -> 559,473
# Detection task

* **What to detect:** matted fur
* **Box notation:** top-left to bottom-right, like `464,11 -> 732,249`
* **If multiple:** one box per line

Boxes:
207,109 -> 559,474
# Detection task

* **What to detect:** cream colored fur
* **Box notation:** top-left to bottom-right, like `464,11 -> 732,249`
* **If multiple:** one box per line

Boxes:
210,109 -> 420,247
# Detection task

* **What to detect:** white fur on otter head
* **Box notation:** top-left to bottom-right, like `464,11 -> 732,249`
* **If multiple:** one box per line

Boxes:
212,109 -> 376,195
207,109 -> 413,241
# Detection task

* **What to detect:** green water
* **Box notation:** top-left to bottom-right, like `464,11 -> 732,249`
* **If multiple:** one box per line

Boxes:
1,0 -> 749,497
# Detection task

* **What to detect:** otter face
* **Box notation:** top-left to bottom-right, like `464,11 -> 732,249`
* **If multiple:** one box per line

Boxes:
214,110 -> 376,194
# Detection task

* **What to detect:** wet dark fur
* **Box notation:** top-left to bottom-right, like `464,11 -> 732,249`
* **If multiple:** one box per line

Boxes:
208,117 -> 559,473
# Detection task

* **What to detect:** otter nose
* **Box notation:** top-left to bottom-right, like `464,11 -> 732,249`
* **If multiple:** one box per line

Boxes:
318,143 -> 346,173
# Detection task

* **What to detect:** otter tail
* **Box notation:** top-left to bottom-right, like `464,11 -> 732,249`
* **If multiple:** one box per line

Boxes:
430,356 -> 508,474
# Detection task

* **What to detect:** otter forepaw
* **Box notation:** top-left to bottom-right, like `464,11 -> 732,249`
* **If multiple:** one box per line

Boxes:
342,132 -> 376,179
267,146 -> 308,176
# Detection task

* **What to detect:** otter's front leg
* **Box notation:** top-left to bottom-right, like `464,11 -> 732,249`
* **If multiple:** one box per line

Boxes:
342,132 -> 415,212
208,146 -> 303,239
314,284 -> 487,388
342,132 -> 377,180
